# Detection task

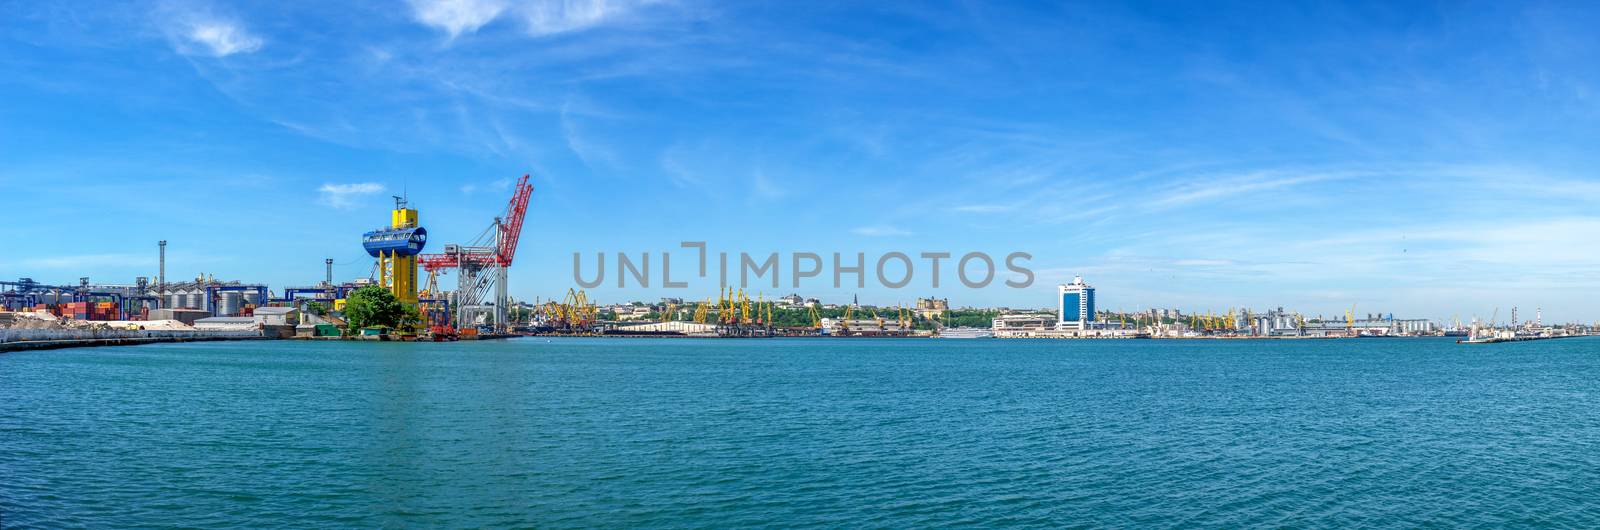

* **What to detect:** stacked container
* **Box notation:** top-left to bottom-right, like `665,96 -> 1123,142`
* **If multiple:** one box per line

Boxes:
92,301 -> 118,321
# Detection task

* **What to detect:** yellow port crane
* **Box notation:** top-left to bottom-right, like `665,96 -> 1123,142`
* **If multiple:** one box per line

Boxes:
540,288 -> 596,331
754,293 -> 765,325
693,298 -> 710,324
422,268 -> 440,298
719,287 -> 733,324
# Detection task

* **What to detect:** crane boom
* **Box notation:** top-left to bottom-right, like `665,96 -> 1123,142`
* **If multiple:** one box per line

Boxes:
498,174 -> 534,266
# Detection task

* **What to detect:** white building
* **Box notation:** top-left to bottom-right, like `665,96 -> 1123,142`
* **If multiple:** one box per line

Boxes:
253,307 -> 300,326
193,316 -> 260,331
1057,276 -> 1096,330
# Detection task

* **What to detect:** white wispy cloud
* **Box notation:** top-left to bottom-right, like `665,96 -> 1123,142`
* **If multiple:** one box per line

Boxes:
1172,259 -> 1236,267
407,0 -> 656,38
952,204 -> 1013,213
408,0 -> 508,39
851,225 -> 912,237
751,170 -> 786,200
318,182 -> 384,208
659,146 -> 704,189
560,100 -> 620,170
157,3 -> 263,57
1144,170 -> 1349,209
520,0 -> 650,36
185,20 -> 263,56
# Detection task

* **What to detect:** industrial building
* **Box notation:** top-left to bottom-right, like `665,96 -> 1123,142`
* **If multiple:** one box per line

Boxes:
1243,307 -> 1306,337
147,278 -> 269,316
1300,316 -> 1435,337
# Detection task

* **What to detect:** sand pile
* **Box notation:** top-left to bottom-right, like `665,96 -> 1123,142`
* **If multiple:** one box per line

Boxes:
0,312 -> 194,331
2,311 -> 68,330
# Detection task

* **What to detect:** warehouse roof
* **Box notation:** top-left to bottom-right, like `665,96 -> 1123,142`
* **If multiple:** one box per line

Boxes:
194,316 -> 257,324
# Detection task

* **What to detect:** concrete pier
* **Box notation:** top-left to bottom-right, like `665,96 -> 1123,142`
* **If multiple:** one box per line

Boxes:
0,335 -> 266,353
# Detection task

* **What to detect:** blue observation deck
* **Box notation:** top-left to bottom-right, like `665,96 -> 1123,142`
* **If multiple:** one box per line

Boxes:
362,227 -> 427,257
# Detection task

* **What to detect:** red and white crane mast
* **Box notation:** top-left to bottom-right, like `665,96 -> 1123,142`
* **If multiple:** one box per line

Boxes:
418,174 -> 534,332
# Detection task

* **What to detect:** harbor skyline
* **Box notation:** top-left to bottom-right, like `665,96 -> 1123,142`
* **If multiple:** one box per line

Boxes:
5,2 -> 1600,320
7,3 -> 1600,528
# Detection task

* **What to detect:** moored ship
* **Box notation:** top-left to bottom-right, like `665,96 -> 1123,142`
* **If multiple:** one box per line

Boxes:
937,327 -> 994,339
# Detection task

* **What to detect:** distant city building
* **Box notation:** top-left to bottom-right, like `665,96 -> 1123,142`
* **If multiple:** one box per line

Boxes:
776,294 -> 805,307
1057,276 -> 1096,330
914,297 -> 949,318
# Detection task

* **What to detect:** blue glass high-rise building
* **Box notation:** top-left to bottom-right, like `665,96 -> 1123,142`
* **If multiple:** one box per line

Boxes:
1058,276 -> 1095,330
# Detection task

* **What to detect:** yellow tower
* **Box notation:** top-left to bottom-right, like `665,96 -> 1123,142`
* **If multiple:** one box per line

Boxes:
364,197 -> 426,307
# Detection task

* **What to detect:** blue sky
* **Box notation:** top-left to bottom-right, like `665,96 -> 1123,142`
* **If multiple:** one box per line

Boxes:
4,1 -> 1600,322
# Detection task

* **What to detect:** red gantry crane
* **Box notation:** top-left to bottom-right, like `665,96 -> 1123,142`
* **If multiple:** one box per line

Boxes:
418,174 -> 534,333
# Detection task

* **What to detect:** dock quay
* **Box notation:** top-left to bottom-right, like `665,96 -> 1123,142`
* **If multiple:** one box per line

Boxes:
1457,334 -> 1594,344
0,334 -> 265,353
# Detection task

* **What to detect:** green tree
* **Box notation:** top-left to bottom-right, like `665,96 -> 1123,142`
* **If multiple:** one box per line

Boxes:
305,301 -> 328,317
343,286 -> 405,333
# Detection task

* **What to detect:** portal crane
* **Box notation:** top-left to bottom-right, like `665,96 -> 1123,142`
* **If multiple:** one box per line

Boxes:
418,174 -> 535,333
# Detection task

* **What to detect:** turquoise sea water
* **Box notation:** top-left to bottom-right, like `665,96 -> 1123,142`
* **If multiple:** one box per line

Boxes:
3,337 -> 1599,527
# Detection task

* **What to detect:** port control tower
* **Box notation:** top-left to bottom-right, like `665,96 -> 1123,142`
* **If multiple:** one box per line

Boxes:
362,196 -> 427,305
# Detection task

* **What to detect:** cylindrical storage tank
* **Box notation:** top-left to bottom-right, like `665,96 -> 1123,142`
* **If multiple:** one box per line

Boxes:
220,292 -> 242,316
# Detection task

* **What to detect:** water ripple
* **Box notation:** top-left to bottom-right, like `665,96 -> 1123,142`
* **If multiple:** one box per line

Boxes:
3,337 -> 1600,527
